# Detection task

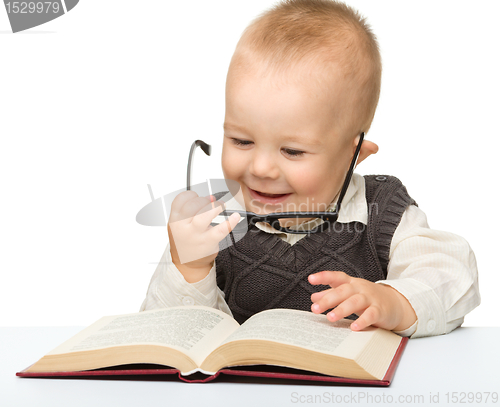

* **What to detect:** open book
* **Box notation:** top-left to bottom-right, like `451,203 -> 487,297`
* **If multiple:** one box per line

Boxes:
17,306 -> 407,385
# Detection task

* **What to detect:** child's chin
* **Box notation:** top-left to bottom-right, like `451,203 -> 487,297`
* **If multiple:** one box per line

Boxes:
247,200 -> 298,215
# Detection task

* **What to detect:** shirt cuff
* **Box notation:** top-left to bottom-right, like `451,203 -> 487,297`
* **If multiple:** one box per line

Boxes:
165,247 -> 220,308
190,261 -> 217,297
376,278 -> 446,338
171,257 -> 232,317
393,321 -> 417,337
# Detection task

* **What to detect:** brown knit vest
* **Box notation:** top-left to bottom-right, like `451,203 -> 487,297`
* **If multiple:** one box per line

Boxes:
214,175 -> 416,324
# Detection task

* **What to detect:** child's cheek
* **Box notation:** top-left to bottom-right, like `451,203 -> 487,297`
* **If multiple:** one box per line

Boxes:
289,166 -> 323,196
221,150 -> 238,180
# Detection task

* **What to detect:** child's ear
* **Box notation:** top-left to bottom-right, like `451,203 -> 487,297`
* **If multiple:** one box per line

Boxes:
356,139 -> 378,165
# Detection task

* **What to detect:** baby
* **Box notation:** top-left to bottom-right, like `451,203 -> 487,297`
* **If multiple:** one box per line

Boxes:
140,0 -> 479,338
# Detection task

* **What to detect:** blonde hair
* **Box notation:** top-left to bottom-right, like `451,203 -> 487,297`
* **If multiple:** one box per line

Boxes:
230,0 -> 382,134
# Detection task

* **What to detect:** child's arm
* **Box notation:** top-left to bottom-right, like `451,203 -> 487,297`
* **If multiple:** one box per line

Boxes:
140,190 -> 240,314
139,242 -> 232,316
310,205 -> 480,338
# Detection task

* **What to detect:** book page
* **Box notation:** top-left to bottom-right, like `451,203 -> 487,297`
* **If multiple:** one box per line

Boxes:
48,307 -> 240,367
221,309 -> 366,355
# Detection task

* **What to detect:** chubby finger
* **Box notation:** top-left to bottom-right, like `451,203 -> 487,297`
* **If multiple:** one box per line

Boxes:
308,270 -> 352,288
208,212 -> 241,242
180,195 -> 216,218
350,305 -> 381,331
191,202 -> 225,230
311,283 -> 357,314
325,293 -> 369,323
310,288 -> 333,303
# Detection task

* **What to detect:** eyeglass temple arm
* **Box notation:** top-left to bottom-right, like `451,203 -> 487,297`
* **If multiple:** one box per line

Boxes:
187,140 -> 211,191
335,132 -> 364,214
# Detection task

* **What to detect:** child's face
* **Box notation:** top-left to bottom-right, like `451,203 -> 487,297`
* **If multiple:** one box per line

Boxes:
222,60 -> 358,225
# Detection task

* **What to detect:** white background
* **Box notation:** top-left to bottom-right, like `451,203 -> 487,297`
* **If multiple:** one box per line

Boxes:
0,0 -> 498,327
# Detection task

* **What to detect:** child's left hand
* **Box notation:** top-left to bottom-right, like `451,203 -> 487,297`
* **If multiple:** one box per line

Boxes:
309,271 -> 417,332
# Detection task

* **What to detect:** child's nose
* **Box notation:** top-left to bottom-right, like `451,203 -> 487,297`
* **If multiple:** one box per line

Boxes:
248,152 -> 280,179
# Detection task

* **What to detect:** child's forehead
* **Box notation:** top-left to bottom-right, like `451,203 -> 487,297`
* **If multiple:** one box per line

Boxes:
227,53 -> 357,125
228,52 -> 355,104
229,48 -> 344,83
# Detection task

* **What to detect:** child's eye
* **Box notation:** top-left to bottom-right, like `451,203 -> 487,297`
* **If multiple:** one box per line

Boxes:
283,148 -> 305,157
231,138 -> 253,146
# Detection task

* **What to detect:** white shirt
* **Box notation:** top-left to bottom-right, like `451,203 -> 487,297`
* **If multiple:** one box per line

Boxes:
139,174 -> 480,338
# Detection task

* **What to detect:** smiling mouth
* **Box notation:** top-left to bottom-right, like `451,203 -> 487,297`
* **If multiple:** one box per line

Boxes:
256,191 -> 289,198
249,188 -> 292,201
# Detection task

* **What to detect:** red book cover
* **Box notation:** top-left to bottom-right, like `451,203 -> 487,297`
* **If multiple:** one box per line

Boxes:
16,337 -> 407,386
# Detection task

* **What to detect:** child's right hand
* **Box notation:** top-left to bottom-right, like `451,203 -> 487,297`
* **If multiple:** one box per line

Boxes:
168,191 -> 240,283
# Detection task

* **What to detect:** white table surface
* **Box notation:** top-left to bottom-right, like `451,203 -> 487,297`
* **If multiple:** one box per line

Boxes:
1,326 -> 499,407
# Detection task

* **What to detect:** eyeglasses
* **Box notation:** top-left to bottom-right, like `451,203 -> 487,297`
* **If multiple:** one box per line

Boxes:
187,132 -> 364,234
